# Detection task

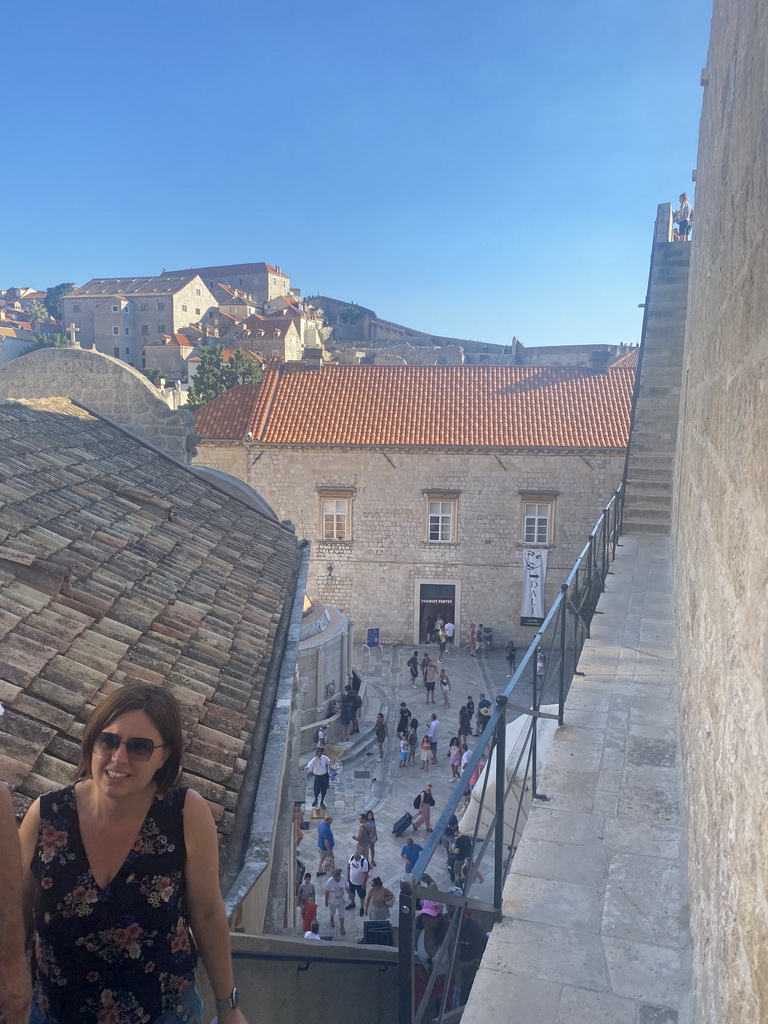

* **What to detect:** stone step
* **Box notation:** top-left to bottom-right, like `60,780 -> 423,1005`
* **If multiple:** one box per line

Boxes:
622,506 -> 672,524
621,519 -> 670,536
626,478 -> 673,494
627,494 -> 673,511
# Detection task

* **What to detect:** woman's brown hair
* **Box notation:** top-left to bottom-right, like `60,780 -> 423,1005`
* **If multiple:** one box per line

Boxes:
73,683 -> 184,796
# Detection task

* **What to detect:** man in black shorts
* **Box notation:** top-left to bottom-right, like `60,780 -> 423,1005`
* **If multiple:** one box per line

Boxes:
407,650 -> 419,689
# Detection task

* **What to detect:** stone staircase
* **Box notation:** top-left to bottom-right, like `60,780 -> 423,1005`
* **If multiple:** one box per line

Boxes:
623,205 -> 691,534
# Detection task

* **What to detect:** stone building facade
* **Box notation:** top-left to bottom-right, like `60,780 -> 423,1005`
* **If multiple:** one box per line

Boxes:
194,362 -> 633,648
166,262 -> 291,305
62,273 -> 218,367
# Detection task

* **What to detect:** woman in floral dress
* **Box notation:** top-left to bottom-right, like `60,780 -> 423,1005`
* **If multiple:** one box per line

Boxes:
19,684 -> 248,1024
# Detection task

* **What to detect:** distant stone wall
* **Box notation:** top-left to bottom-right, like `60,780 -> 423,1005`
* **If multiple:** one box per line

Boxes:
672,1 -> 768,1021
0,348 -> 195,464
196,440 -> 624,647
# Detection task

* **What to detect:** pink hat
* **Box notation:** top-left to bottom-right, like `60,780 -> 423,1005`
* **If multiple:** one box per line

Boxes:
418,900 -> 443,917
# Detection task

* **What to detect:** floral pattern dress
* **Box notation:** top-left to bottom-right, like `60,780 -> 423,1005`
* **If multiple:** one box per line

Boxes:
30,786 -> 198,1024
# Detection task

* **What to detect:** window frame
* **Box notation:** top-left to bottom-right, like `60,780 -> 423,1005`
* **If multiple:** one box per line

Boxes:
318,489 -> 354,541
519,493 -> 557,546
423,490 -> 459,544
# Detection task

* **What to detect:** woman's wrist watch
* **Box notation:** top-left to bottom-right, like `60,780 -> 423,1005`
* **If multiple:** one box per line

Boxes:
215,988 -> 239,1013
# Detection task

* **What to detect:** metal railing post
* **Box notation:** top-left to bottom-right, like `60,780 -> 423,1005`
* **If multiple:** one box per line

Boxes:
398,876 -> 415,1024
602,507 -> 609,579
558,583 -> 568,725
493,695 -> 508,916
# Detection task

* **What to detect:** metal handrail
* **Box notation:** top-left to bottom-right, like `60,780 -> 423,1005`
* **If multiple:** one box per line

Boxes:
398,483 -> 624,1023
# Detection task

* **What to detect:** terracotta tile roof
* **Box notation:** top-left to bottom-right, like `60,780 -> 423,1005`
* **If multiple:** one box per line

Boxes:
609,347 -> 640,368
0,397 -> 301,851
167,263 -> 289,280
195,364 -> 635,449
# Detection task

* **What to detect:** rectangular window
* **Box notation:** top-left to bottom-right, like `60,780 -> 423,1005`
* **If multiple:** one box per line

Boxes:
157,324 -> 166,333
181,304 -> 187,312
73,304 -> 81,313
112,326 -> 120,335
195,287 -> 201,296
140,302 -> 148,311
113,347 -> 120,357
194,307 -> 200,315
322,499 -> 349,540
124,347 -> 130,355
112,304 -> 119,312
523,502 -> 552,544
428,501 -> 454,543
141,324 -> 149,334
124,327 -> 130,335
157,302 -> 165,310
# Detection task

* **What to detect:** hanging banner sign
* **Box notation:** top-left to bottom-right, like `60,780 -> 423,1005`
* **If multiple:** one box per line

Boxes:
520,549 -> 548,626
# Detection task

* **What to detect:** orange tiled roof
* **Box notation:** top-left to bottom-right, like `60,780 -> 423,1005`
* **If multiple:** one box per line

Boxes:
0,396 -> 301,843
609,348 -> 639,369
195,363 -> 635,449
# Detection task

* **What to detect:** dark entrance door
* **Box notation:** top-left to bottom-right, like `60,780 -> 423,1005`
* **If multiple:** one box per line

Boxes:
419,584 -> 455,644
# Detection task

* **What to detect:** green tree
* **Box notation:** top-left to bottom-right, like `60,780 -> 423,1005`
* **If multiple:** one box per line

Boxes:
223,349 -> 264,389
141,367 -> 165,384
25,300 -> 50,326
23,333 -> 71,353
187,345 -> 263,409
43,282 -> 76,320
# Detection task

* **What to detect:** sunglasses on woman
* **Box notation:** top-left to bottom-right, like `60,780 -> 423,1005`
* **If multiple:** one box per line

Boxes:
93,731 -> 167,762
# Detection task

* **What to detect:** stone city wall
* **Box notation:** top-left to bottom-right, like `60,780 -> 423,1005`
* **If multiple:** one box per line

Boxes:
672,1 -> 768,1021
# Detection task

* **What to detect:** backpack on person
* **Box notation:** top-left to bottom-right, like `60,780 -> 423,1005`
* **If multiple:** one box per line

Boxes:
414,790 -> 435,809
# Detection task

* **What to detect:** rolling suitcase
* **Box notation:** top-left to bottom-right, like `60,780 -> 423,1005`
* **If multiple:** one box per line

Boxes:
392,811 -> 413,837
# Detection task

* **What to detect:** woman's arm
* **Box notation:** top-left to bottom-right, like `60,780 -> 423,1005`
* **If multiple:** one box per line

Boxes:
183,789 -> 247,1024
0,787 -> 32,1024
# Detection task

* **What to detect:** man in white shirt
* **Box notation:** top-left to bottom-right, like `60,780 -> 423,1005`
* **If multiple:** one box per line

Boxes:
427,713 -> 440,765
305,747 -> 331,808
346,851 -> 370,916
444,620 -> 455,654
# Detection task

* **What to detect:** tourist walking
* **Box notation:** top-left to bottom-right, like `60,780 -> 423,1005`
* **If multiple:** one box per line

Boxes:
407,650 -> 420,688
354,813 -> 372,863
396,701 -> 412,738
419,734 -> 432,771
317,815 -> 335,875
346,851 -> 370,916
401,836 -> 423,873
364,877 -> 395,921
365,809 -> 378,866
407,718 -> 419,766
458,706 -> 471,746
448,736 -> 461,781
305,747 -> 332,809
374,712 -> 388,761
427,713 -> 440,764
399,734 -> 409,767
324,867 -> 347,935
475,625 -> 488,658
468,622 -> 477,656
425,659 -> 438,704
444,620 -> 455,654
420,652 -> 430,685
439,669 -> 451,707
505,639 -> 517,675
412,782 -> 435,832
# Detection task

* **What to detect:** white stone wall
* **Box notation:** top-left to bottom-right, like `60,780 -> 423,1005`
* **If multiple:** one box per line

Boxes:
672,2 -> 768,1021
196,441 -> 624,646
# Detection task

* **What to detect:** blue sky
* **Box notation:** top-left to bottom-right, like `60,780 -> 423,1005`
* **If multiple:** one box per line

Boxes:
3,0 -> 711,348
